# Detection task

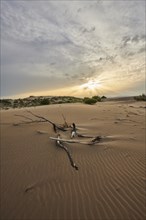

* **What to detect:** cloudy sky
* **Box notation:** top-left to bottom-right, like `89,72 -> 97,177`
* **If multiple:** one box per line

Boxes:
1,0 -> 145,98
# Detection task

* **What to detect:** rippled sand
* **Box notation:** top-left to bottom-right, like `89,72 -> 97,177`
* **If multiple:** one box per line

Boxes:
1,101 -> 146,220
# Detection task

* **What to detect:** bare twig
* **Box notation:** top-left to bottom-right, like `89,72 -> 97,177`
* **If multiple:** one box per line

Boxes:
26,110 -> 67,132
13,120 -> 44,126
62,113 -> 69,128
77,133 -> 95,138
14,110 -> 68,131
56,135 -> 78,170
14,113 -> 46,125
15,114 -> 34,122
26,110 -> 54,124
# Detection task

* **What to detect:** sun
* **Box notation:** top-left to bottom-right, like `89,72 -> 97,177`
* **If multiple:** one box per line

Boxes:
80,79 -> 101,90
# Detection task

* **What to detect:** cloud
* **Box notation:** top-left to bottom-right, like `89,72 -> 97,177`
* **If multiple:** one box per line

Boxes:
1,0 -> 145,98
81,26 -> 96,33
122,34 -> 145,48
1,68 -> 68,97
138,47 -> 145,54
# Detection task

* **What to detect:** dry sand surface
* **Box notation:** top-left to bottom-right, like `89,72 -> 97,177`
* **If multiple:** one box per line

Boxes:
1,101 -> 146,220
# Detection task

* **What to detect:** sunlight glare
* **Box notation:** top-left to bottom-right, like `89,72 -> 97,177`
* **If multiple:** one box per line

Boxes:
80,79 -> 102,91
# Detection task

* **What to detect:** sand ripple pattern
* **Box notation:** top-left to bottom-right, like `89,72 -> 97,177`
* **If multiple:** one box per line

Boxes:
1,144 -> 145,220
1,103 -> 146,220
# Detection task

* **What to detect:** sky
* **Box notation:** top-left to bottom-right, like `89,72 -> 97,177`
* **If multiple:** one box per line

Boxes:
1,0 -> 145,98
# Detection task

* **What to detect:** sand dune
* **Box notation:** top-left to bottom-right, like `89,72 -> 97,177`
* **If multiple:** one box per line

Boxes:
1,101 -> 146,220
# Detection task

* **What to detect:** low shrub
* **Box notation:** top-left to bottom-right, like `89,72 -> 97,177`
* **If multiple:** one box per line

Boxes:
101,95 -> 107,99
83,97 -> 97,105
40,98 -> 50,105
134,94 -> 146,101
92,96 -> 102,102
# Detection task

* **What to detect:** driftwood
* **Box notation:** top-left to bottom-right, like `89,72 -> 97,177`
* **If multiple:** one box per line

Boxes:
14,111 -> 102,171
15,114 -> 36,122
50,135 -> 102,145
70,123 -> 96,139
56,135 -> 78,170
77,133 -> 95,138
14,114 -> 45,125
61,113 -> 69,128
14,110 -> 68,132
26,110 -> 68,132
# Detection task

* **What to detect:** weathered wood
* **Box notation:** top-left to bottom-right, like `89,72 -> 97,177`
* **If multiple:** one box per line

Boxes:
26,110 -> 67,132
55,135 -> 78,170
50,135 -> 102,145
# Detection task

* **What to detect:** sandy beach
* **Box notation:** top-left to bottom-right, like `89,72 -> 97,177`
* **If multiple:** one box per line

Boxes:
1,100 -> 146,220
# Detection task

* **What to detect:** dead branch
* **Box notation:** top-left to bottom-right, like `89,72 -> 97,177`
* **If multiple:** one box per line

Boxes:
14,113 -> 45,126
56,135 -> 78,170
50,137 -> 80,143
70,123 -> 94,139
70,123 -> 77,138
77,133 -> 95,138
15,114 -> 34,122
26,110 -> 54,125
62,113 -> 69,128
26,110 -> 67,132
14,110 -> 68,131
50,135 -> 102,145
91,136 -> 102,143
37,130 -> 48,134
13,120 -> 44,126
14,110 -> 102,172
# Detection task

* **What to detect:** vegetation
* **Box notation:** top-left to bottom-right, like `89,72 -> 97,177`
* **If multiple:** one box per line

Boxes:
0,99 -> 12,106
0,96 -> 83,109
83,95 -> 107,105
92,96 -> 102,102
101,95 -> 107,99
0,95 -> 107,109
83,97 -> 97,105
134,94 -> 146,101
40,98 -> 50,105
